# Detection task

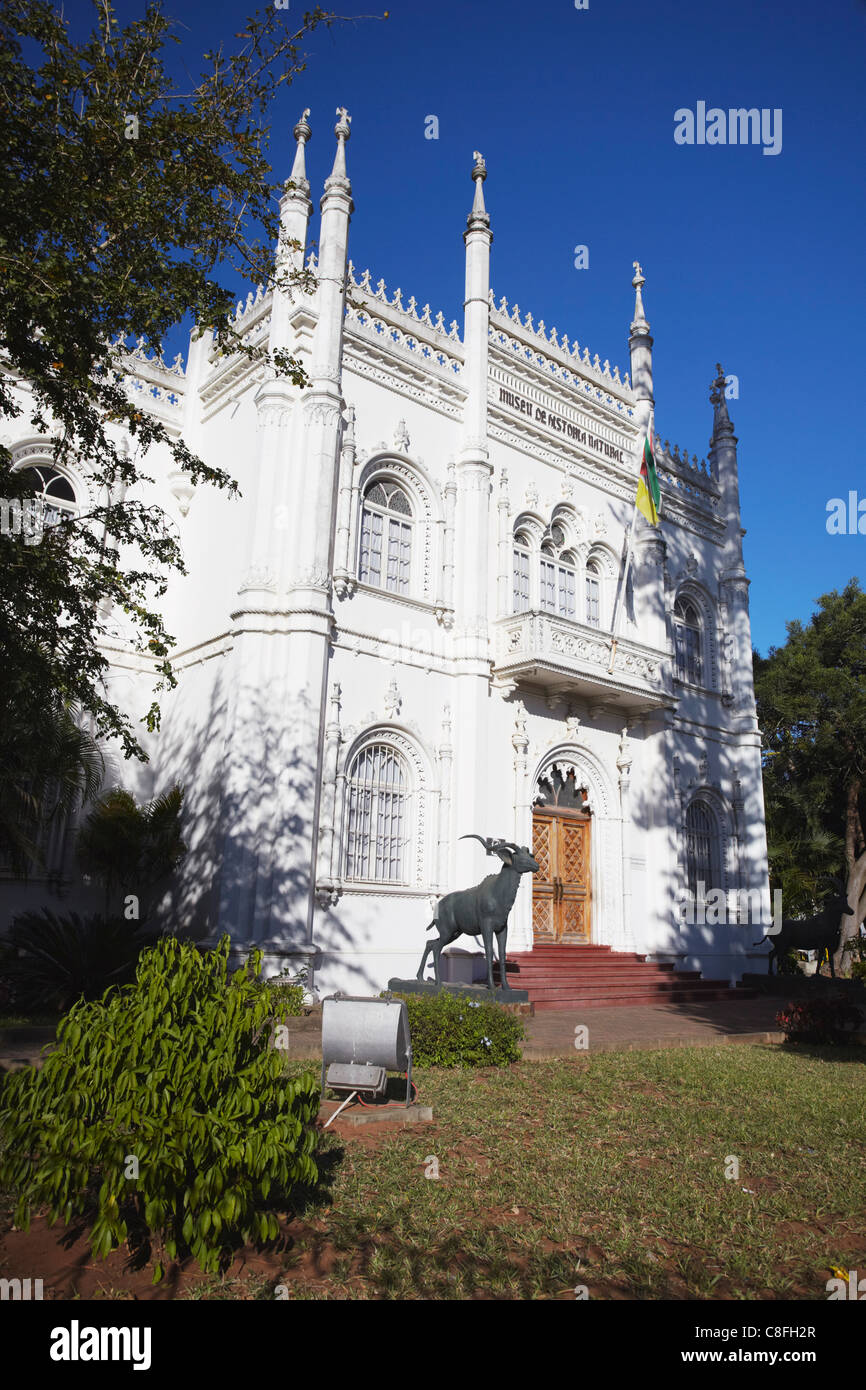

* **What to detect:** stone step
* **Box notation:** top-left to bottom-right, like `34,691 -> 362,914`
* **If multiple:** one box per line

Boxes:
514,976 -> 736,997
531,988 -> 756,1011
489,943 -> 750,1009
501,964 -> 689,980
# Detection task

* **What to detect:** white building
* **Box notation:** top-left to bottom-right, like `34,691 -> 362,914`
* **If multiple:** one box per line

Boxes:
5,110 -> 771,997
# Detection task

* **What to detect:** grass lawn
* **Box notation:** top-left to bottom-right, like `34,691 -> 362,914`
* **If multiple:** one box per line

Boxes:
273,1044 -> 866,1300
1,1043 -> 864,1299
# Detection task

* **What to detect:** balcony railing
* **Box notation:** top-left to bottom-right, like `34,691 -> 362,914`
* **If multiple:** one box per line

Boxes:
492,611 -> 672,711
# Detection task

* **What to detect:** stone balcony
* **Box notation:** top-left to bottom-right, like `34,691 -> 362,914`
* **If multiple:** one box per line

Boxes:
491,611 -> 673,714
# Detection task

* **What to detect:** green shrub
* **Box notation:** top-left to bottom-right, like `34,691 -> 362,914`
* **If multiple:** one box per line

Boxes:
777,947 -> 801,976
76,784 -> 187,920
776,997 -> 863,1045
851,960 -> 866,983
389,990 -> 524,1067
263,964 -> 305,1018
0,935 -> 320,1281
3,909 -> 160,1012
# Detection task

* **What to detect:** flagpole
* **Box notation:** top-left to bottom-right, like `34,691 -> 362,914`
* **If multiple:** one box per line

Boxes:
607,505 -> 638,673
608,415 -> 656,674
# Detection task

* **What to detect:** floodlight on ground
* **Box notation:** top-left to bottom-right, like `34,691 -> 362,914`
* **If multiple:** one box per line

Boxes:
320,994 -> 413,1114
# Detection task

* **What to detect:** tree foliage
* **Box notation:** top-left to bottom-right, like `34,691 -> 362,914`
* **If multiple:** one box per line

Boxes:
76,782 -> 186,918
2,908 -> 160,1012
0,0 -> 340,760
755,579 -> 866,970
0,935 -> 321,1280
0,698 -> 103,877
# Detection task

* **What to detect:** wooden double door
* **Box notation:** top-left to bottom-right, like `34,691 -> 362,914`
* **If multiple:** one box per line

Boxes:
531,809 -> 591,944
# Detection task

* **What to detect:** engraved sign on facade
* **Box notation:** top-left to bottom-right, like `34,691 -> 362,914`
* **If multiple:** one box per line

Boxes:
496,385 -> 626,463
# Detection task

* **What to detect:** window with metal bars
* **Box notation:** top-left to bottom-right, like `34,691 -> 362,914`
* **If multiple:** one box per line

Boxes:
344,744 -> 410,884
685,800 -> 718,898
674,597 -> 703,685
359,481 -> 412,594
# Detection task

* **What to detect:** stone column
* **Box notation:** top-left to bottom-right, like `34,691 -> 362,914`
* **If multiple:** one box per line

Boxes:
333,405 -> 357,598
617,725 -> 634,952
511,701 -> 533,950
453,153 -> 494,884
497,468 -> 511,617
315,681 -> 343,901
436,704 -> 453,892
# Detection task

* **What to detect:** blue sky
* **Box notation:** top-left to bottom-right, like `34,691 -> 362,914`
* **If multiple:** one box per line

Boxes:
98,0 -> 866,655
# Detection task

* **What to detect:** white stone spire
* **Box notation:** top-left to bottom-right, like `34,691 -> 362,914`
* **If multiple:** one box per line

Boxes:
709,362 -> 741,562
328,106 -> 352,186
455,150 -> 494,888
468,150 -> 489,225
710,361 -> 735,439
708,363 -> 755,724
630,260 -> 650,333
628,260 -> 654,434
460,151 -> 492,463
270,111 -> 313,348
288,108 -> 312,192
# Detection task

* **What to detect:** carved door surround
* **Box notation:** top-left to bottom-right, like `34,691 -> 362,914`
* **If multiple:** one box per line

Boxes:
531,766 -> 592,944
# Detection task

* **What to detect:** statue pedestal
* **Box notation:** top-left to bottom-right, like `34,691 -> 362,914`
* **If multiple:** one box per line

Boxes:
388,978 -> 531,1011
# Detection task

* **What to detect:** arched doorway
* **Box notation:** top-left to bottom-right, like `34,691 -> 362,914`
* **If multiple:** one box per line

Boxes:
531,766 -> 591,944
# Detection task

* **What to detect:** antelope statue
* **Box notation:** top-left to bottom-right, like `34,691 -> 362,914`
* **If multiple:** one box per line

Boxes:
417,835 -> 540,992
753,876 -> 855,977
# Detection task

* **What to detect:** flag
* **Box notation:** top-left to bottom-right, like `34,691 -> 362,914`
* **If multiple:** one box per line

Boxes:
635,431 -> 661,526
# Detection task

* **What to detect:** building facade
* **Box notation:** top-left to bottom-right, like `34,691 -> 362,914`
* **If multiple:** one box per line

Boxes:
4,110 -> 772,992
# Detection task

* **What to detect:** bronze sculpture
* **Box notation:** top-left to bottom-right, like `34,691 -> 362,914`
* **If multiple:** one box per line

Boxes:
753,877 -> 854,976
417,835 -> 539,993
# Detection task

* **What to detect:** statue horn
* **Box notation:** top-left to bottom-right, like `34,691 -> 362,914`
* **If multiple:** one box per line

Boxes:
459,833 -> 494,853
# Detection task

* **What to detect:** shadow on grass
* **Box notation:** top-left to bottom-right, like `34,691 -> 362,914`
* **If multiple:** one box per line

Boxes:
775,1041 -> 866,1065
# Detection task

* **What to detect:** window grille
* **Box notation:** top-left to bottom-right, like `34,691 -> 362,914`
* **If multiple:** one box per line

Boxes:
674,598 -> 703,685
345,745 -> 410,884
686,801 -> 716,898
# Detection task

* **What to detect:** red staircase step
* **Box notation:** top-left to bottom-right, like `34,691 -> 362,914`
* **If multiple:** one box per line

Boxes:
492,943 -> 753,1009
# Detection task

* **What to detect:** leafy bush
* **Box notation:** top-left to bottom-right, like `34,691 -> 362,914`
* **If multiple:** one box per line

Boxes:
263,963 -> 306,1018
76,784 -> 186,919
0,935 -> 321,1280
777,947 -> 801,976
0,941 -> 19,1013
389,990 -> 524,1067
850,960 -> 866,983
776,996 -> 863,1045
3,909 -> 160,1012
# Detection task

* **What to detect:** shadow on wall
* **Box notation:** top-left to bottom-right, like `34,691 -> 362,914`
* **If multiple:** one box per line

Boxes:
136,660 -> 359,978
629,704 -> 771,980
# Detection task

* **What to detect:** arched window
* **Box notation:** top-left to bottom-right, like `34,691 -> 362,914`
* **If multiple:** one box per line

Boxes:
16,464 -> 77,526
344,744 -> 410,883
539,530 -> 577,619
685,800 -> 718,898
513,531 -> 531,613
358,480 -> 413,594
585,559 -> 601,628
674,597 -> 703,685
